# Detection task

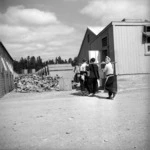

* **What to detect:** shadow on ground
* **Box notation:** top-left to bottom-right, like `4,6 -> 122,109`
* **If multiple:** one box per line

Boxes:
70,91 -> 109,100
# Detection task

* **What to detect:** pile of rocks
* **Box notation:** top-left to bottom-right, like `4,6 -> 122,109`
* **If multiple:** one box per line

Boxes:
14,74 -> 61,93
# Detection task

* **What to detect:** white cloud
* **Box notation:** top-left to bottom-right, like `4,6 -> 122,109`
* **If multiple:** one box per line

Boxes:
0,5 -> 58,26
80,0 -> 150,25
0,24 -> 29,42
0,5 -> 78,60
88,26 -> 104,35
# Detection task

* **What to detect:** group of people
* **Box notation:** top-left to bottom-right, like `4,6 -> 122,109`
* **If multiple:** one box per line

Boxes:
73,56 -> 117,100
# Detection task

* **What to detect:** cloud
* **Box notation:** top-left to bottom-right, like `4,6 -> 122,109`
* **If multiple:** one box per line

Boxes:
0,5 -> 58,26
88,26 -> 105,35
0,5 -> 77,60
0,24 -> 29,42
80,0 -> 150,25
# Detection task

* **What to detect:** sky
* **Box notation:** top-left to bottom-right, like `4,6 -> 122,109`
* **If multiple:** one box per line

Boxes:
0,0 -> 150,61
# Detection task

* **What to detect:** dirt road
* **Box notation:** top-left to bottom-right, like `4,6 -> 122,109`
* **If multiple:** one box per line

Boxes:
0,88 -> 150,150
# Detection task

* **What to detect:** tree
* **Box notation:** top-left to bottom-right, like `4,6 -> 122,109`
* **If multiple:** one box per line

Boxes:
68,58 -> 73,64
36,56 -> 43,71
13,56 -> 74,73
49,59 -> 54,64
27,56 -> 30,69
19,57 -> 26,69
57,56 -> 62,64
72,56 -> 79,66
30,56 -> 36,69
64,59 -> 67,64
13,60 -> 21,73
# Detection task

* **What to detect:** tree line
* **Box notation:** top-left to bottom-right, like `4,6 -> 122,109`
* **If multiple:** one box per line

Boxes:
14,56 -> 74,74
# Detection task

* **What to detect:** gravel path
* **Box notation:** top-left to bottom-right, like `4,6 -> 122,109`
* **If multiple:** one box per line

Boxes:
0,88 -> 150,150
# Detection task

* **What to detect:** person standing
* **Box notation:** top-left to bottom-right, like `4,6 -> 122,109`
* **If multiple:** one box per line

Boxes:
73,63 -> 80,83
80,58 -> 88,95
102,56 -> 117,99
87,58 -> 100,96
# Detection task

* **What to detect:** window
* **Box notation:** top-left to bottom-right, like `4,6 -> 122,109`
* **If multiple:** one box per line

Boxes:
142,33 -> 150,43
147,37 -> 150,43
147,26 -> 150,32
144,26 -> 150,32
148,45 -> 150,52
144,43 -> 150,55
143,25 -> 150,55
102,37 -> 107,47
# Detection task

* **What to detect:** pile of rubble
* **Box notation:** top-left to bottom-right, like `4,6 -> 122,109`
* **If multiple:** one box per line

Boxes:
14,74 -> 61,93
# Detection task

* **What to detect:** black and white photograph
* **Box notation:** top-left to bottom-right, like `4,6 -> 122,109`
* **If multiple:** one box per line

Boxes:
0,0 -> 150,149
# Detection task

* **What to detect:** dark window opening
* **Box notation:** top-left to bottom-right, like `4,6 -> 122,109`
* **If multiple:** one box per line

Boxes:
101,50 -> 108,61
147,45 -> 150,52
147,26 -> 150,32
102,37 -> 107,47
144,26 -> 150,32
142,35 -> 150,44
147,37 -> 150,43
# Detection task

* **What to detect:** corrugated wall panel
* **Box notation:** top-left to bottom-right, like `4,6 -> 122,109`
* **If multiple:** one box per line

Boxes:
0,73 -> 5,98
0,42 -> 14,98
114,25 -> 150,74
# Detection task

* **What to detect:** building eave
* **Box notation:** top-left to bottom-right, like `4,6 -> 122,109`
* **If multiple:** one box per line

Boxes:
0,41 -> 14,62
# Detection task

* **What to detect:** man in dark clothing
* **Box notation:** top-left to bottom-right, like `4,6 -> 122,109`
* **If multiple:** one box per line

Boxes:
87,58 -> 100,96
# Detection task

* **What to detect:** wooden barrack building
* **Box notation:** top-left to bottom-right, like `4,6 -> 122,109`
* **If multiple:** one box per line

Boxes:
78,19 -> 150,91
0,41 -> 14,98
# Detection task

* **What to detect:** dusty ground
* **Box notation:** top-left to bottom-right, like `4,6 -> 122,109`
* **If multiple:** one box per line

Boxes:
0,88 -> 150,150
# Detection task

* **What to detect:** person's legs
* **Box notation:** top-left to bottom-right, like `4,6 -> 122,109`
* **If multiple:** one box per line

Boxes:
80,78 -> 84,94
84,76 -> 90,95
93,78 -> 98,95
106,91 -> 112,99
109,91 -> 113,97
112,92 -> 116,99
87,78 -> 93,95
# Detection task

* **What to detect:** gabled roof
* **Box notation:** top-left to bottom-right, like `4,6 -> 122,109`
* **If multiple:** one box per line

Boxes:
0,41 -> 14,62
77,28 -> 97,58
87,27 -> 102,35
92,19 -> 150,43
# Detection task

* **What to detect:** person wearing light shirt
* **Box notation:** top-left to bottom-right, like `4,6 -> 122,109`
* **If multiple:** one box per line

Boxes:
79,58 -> 88,95
103,61 -> 114,76
102,56 -> 117,99
80,62 -> 88,72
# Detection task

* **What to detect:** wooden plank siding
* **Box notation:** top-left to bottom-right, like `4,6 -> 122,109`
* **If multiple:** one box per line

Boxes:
113,25 -> 150,75
0,72 -> 5,98
0,42 -> 14,98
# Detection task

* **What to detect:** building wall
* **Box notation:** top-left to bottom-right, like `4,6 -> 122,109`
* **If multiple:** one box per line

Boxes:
90,22 -> 150,91
91,25 -> 115,63
0,70 -> 5,98
113,25 -> 150,75
117,74 -> 150,92
78,29 -> 96,63
0,42 -> 14,98
90,25 -> 116,87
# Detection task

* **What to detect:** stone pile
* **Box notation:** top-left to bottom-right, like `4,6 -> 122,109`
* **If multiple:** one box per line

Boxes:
14,74 -> 61,92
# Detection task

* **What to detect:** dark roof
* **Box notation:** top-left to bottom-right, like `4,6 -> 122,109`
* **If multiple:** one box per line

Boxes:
77,28 -> 97,58
0,41 -> 14,62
